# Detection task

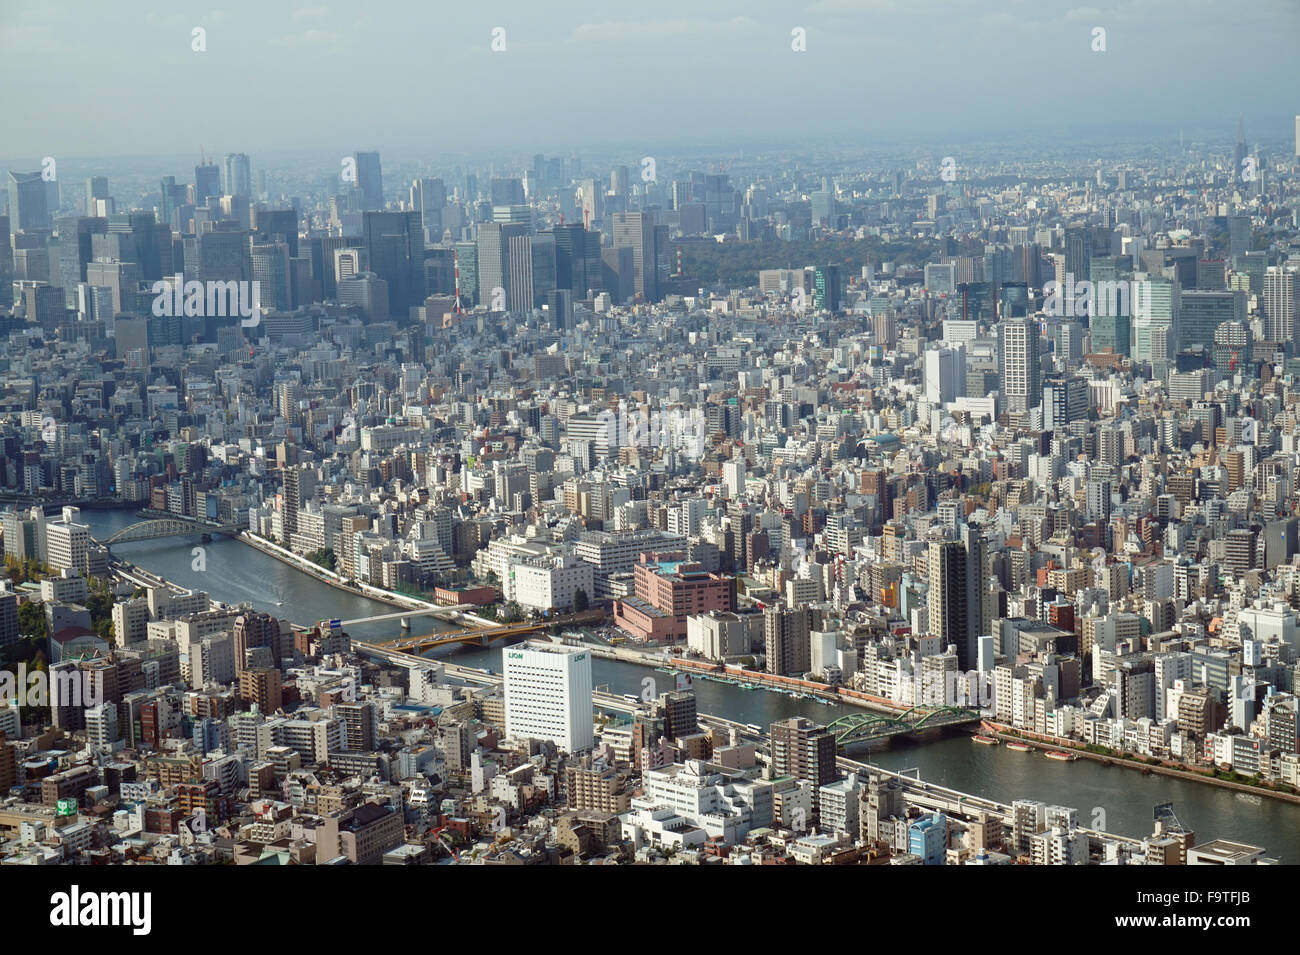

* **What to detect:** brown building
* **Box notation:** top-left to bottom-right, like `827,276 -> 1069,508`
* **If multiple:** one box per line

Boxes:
563,761 -> 634,814
41,765 -> 99,808
556,810 -> 622,857
1178,688 -> 1226,739
178,779 -> 229,824
239,667 -> 283,713
318,801 -> 403,865
770,717 -> 837,817
147,754 -> 203,787
0,735 -> 14,794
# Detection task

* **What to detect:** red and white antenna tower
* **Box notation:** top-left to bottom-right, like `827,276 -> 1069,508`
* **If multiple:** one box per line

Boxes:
452,250 -> 464,314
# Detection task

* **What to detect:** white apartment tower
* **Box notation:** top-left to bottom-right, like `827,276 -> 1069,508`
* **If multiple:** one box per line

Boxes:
997,319 -> 1040,414
1263,267 -> 1299,346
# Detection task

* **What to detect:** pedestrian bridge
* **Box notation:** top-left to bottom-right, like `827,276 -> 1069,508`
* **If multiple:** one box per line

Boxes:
98,516 -> 244,547
338,606 -> 474,627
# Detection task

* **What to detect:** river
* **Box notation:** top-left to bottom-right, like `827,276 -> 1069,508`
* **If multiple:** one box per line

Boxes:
85,508 -> 1300,860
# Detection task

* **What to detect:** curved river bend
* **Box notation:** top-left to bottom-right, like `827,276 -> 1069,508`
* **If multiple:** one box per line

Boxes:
85,509 -> 1300,860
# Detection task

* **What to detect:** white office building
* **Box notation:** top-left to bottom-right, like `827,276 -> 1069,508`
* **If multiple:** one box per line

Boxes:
506,552 -> 594,612
46,507 -> 90,575
504,642 -> 593,753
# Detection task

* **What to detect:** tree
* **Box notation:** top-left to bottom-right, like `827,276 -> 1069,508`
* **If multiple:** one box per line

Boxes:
87,589 -> 115,642
17,601 -> 47,642
573,589 -> 589,613
307,548 -> 336,571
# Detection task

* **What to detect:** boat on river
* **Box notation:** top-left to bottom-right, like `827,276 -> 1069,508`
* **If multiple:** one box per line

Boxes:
1045,750 -> 1078,762
1006,742 -> 1032,752
971,734 -> 999,745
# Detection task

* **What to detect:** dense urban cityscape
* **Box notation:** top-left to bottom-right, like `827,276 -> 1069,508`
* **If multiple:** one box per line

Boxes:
0,5 -> 1296,907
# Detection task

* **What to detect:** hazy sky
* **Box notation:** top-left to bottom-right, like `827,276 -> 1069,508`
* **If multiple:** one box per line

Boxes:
3,0 -> 1298,161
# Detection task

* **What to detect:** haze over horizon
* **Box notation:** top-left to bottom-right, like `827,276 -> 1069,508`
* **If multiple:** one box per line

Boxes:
4,0 -> 1298,160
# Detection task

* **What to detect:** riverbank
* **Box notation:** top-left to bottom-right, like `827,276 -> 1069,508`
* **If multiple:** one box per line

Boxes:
981,721 -> 1300,807
584,642 -> 939,718
236,531 -> 437,612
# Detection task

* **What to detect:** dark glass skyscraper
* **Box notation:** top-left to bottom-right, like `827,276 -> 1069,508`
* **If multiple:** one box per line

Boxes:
7,171 -> 50,233
194,163 -> 221,205
362,210 -> 423,319
253,207 -> 299,259
355,152 -> 383,211
814,265 -> 841,312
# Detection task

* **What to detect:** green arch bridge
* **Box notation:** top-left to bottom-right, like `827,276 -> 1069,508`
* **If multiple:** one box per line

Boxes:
826,705 -> 981,746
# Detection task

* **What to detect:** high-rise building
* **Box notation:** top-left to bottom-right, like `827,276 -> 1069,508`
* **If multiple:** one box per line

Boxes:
476,222 -> 527,311
764,605 -> 811,677
1262,267 -> 1299,347
610,165 -> 631,200
530,230 -> 556,307
221,153 -> 251,198
1063,226 -> 1091,281
769,717 -> 837,817
928,537 -> 972,669
453,240 -> 478,306
250,241 -> 291,312
490,177 -> 525,206
1088,257 -> 1129,354
362,210 -> 423,318
1213,320 -> 1252,373
46,507 -> 91,576
8,170 -> 51,233
1131,276 -> 1179,364
1086,479 -> 1113,523
337,271 -> 388,321
1234,117 -> 1249,184
337,701 -> 377,752
354,152 -> 383,210
239,667 -> 282,714
998,318 -> 1041,414
611,212 -> 658,303
85,176 -> 110,212
408,177 -> 445,242
1042,377 -> 1088,432
546,288 -> 573,331
0,583 -> 18,649
925,262 -> 956,295
194,163 -> 220,205
924,345 -> 965,405
55,215 -> 107,309
814,265 -> 841,312
506,232 -> 535,311
252,207 -> 299,259
503,642 -> 593,753
1180,289 -> 1245,353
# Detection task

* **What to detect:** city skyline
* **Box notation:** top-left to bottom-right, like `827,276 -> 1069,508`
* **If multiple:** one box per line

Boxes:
2,0 -> 1299,902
